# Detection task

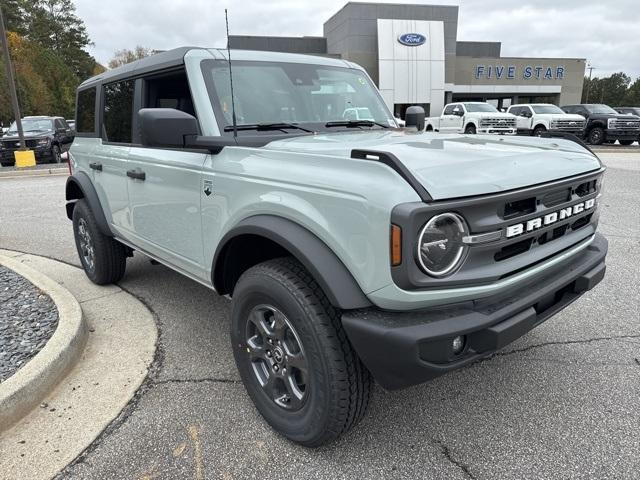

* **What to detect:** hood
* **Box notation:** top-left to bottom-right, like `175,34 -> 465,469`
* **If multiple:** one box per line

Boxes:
1,132 -> 51,142
536,113 -> 586,121
591,113 -> 640,120
265,130 -> 602,200
472,112 -> 515,119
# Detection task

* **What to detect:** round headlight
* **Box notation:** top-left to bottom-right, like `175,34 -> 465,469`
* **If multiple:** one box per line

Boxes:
417,213 -> 468,277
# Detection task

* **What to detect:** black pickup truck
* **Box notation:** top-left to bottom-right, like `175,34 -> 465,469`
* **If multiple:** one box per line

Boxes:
0,116 -> 74,166
561,104 -> 640,145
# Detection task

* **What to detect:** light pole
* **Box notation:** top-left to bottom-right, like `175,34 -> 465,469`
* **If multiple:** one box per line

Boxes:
585,63 -> 595,103
0,5 -> 35,167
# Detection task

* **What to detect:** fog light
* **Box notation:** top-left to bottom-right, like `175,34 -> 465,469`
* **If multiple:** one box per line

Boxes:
452,335 -> 465,355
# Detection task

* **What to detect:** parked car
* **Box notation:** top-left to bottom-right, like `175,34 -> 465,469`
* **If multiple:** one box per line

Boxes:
615,106 -> 640,117
561,104 -> 640,145
425,102 -> 517,134
66,47 -> 607,446
0,116 -> 74,166
507,103 -> 586,137
615,107 -> 640,144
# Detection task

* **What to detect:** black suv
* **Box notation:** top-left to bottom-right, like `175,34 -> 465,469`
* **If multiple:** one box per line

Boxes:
0,116 -> 74,166
561,104 -> 640,145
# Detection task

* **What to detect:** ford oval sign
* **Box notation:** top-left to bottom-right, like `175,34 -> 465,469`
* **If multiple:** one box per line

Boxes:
398,33 -> 426,46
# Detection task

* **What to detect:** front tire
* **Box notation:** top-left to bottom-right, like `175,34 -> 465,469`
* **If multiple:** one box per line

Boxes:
588,127 -> 605,145
464,124 -> 476,134
533,125 -> 547,137
72,199 -> 127,284
231,258 -> 371,447
50,144 -> 62,163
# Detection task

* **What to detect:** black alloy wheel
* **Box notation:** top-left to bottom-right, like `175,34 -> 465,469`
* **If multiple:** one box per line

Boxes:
533,125 -> 547,137
51,144 -> 62,163
588,127 -> 605,145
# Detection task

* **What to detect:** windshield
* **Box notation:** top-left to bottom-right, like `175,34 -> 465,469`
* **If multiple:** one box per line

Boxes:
8,118 -> 53,134
585,104 -> 618,115
531,105 -> 565,114
463,103 -> 498,113
203,60 -> 395,132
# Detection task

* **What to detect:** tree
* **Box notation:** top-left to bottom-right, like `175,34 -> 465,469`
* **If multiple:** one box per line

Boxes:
624,78 -> 640,106
0,32 -> 78,123
0,0 -> 26,34
108,46 -> 153,69
581,72 -> 632,106
23,0 -> 95,79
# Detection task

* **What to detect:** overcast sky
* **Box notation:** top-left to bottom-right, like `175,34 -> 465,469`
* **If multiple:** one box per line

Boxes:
75,0 -> 640,78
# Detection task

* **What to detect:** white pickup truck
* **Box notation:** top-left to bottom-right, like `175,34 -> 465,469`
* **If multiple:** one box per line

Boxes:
425,102 -> 517,135
507,103 -> 586,137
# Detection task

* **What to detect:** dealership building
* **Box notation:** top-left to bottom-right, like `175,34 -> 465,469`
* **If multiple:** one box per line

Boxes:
229,2 -> 585,117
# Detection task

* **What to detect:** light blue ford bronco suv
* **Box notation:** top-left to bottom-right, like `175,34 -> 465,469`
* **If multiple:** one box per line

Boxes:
66,47 -> 607,446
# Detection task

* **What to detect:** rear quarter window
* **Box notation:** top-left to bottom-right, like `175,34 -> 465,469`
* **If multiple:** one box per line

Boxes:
76,88 -> 97,134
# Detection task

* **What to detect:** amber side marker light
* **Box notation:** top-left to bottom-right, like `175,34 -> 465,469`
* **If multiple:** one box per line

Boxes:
390,224 -> 402,266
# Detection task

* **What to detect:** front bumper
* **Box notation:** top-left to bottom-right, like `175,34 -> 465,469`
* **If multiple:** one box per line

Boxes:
605,129 -> 640,141
478,128 -> 516,135
0,146 -> 50,165
342,233 -> 608,390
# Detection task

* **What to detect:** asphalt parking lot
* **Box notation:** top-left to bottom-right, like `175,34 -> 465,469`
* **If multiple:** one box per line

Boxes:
0,150 -> 639,480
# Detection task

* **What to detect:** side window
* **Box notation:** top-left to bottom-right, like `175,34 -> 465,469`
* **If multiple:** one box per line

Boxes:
54,119 -> 64,129
103,79 -> 135,143
443,104 -> 455,115
76,88 -> 96,134
510,106 -> 521,116
142,70 -> 196,118
523,106 -> 533,116
562,106 -> 573,114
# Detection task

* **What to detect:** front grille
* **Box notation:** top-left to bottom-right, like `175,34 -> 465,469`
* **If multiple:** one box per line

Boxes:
543,189 -> 571,207
391,169 -> 603,290
610,118 -> 640,130
552,119 -> 586,130
1,139 -> 41,149
480,118 -> 516,128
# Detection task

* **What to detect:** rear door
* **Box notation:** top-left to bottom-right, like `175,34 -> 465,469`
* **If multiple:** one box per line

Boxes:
125,68 -> 207,277
94,79 -> 135,233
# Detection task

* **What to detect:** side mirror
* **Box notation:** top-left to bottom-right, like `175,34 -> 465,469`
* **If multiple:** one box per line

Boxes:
139,108 -> 199,148
405,106 -> 426,130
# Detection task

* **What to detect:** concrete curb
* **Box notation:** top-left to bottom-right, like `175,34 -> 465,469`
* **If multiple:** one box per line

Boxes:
0,166 -> 68,178
0,254 -> 87,432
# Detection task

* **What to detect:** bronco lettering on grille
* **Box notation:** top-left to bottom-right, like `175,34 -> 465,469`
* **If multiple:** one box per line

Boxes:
505,198 -> 596,238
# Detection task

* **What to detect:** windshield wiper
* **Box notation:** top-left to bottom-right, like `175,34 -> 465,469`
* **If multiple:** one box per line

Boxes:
223,123 -> 314,133
325,120 -> 390,129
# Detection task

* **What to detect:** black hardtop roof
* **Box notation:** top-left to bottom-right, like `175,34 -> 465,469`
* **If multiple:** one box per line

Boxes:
78,46 -> 201,90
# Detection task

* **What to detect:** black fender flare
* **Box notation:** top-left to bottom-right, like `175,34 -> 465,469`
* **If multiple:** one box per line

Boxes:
65,171 -> 113,236
212,215 -> 372,310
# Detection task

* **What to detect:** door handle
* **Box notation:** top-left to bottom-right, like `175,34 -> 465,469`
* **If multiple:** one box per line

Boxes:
126,168 -> 146,181
89,162 -> 102,171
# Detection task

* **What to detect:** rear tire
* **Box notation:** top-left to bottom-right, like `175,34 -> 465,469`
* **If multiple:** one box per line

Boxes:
72,199 -> 127,284
464,124 -> 476,134
231,257 -> 371,447
619,140 -> 633,146
588,127 -> 605,145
